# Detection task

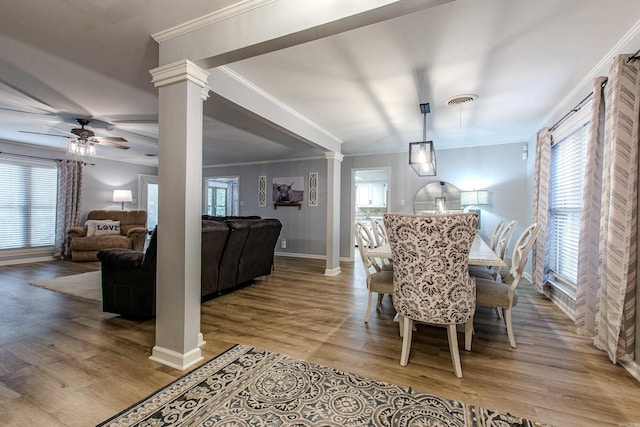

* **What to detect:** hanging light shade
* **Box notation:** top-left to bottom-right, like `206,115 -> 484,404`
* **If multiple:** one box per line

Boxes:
409,103 -> 437,176
68,138 -> 96,157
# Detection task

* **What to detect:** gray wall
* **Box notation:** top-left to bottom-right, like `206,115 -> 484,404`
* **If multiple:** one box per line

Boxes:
205,142 -> 530,262
80,157 -> 157,222
341,143 -> 530,260
204,158 -> 328,256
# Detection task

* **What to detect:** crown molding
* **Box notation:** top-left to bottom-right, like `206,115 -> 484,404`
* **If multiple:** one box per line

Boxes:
152,0 -> 276,43
542,17 -> 640,127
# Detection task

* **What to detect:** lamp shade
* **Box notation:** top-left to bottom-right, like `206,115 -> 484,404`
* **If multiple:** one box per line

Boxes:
409,141 -> 436,176
460,190 -> 489,206
112,190 -> 133,203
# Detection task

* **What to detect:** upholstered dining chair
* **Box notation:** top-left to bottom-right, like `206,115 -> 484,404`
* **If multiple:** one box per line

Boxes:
470,219 -> 517,281
353,221 -> 394,323
384,213 -> 479,378
474,222 -> 540,348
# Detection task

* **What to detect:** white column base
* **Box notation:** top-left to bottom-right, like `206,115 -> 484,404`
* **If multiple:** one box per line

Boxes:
324,267 -> 341,276
149,345 -> 203,370
198,332 -> 206,347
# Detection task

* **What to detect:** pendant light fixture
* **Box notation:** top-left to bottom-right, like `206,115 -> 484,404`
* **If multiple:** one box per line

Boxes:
409,103 -> 436,176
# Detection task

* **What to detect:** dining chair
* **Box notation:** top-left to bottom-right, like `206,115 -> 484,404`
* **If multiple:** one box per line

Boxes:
474,222 -> 540,348
370,217 -> 393,271
370,218 -> 387,246
353,221 -> 394,323
488,219 -> 505,252
384,212 -> 478,378
470,219 -> 517,281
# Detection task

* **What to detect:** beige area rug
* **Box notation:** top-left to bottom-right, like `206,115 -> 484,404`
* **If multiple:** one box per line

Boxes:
29,271 -> 102,301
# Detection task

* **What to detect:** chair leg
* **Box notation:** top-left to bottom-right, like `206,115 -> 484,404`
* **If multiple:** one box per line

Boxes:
447,324 -> 463,378
464,316 -> 474,351
400,317 -> 414,366
504,307 -> 516,348
397,314 -> 404,337
364,291 -> 373,323
376,293 -> 384,309
494,307 -> 502,319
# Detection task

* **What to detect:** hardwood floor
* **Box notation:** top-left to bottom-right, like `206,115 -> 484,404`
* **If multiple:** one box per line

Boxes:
0,256 -> 638,426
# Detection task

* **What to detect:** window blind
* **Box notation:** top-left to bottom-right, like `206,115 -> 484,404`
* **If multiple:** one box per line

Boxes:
548,121 -> 589,295
0,158 -> 58,250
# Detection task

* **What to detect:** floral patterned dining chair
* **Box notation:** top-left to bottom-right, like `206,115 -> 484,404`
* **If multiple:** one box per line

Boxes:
384,212 -> 478,378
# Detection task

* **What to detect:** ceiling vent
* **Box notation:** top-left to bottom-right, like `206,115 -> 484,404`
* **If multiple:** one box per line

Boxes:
446,94 -> 478,106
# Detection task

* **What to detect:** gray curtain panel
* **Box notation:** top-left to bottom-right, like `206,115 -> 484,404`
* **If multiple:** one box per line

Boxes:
575,76 -> 607,338
592,55 -> 638,363
532,127 -> 551,294
53,160 -> 84,259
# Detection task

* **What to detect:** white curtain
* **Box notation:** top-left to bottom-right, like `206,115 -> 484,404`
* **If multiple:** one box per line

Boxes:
532,128 -> 551,294
53,160 -> 84,258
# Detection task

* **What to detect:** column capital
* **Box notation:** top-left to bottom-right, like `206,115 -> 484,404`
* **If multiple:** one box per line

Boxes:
150,59 -> 210,92
324,151 -> 344,162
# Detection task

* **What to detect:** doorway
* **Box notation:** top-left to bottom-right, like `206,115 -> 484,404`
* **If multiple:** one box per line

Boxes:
138,174 -> 158,231
204,176 -> 239,216
351,168 -> 390,259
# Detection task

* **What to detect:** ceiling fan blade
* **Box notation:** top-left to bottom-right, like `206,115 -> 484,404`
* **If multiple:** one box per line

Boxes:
92,138 -> 130,150
19,130 -> 71,139
93,136 -> 127,143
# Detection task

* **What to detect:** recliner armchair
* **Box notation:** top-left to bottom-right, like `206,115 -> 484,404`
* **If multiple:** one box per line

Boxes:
68,209 -> 148,261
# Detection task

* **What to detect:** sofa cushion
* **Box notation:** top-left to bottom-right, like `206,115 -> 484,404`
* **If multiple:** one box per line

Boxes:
71,235 -> 132,251
97,248 -> 144,269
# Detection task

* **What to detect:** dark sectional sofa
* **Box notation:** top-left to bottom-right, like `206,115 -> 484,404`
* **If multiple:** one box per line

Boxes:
97,217 -> 282,317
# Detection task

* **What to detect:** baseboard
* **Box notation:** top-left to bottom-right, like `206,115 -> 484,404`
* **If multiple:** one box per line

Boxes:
0,255 -> 54,266
324,267 -> 341,276
274,251 -> 351,262
149,345 -> 203,371
275,251 -> 325,260
619,356 -> 640,383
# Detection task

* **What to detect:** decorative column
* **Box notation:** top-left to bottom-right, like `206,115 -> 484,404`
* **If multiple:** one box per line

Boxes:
149,60 -> 210,370
325,151 -> 343,275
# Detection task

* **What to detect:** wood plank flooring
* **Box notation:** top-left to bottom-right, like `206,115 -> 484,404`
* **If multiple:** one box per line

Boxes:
0,257 -> 638,426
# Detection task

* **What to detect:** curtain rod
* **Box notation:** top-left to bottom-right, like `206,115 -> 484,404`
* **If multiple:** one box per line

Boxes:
0,151 -> 95,166
626,48 -> 640,63
550,79 -> 608,132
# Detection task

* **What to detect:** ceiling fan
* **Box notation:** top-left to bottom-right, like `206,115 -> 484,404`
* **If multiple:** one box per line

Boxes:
20,118 -> 130,150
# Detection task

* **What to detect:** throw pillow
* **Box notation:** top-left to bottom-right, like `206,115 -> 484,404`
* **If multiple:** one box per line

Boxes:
85,219 -> 113,237
94,220 -> 121,236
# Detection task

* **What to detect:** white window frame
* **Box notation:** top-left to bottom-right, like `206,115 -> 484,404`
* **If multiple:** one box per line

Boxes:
547,102 -> 591,300
0,156 -> 58,253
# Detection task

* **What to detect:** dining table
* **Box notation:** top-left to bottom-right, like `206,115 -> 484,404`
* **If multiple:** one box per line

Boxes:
366,234 -> 505,267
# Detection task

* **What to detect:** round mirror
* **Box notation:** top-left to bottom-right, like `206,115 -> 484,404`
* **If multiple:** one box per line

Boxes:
413,181 -> 462,214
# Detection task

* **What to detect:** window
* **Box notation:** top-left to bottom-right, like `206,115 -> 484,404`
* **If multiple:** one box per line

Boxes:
547,112 -> 590,297
0,158 -> 58,251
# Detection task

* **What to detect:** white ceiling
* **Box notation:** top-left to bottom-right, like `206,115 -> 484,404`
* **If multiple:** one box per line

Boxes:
1,0 -> 639,166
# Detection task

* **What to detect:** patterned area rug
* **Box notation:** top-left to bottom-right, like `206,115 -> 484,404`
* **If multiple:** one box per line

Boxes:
29,271 -> 101,301
99,344 -> 546,427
